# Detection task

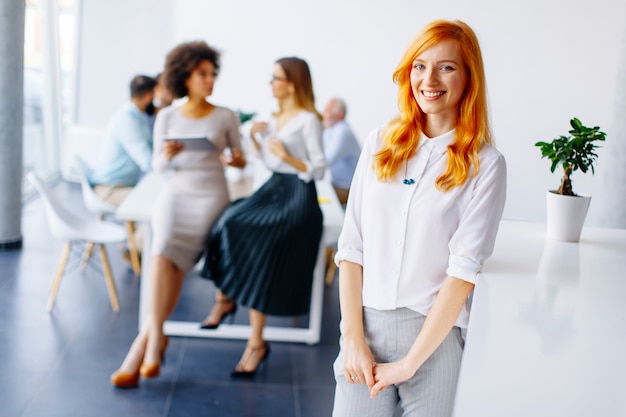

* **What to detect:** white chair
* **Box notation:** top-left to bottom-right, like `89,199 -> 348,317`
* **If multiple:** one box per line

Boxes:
74,156 -> 116,268
26,172 -> 127,312
73,157 -> 141,275
74,156 -> 117,218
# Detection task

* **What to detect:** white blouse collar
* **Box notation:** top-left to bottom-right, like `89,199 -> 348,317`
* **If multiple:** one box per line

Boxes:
419,129 -> 455,155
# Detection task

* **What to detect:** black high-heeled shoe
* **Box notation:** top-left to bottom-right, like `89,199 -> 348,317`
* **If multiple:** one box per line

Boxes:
200,300 -> 238,329
231,342 -> 271,379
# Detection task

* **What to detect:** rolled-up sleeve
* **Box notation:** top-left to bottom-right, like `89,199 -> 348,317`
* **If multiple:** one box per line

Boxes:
334,129 -> 379,267
332,127 -> 505,327
446,153 -> 507,283
297,115 -> 326,182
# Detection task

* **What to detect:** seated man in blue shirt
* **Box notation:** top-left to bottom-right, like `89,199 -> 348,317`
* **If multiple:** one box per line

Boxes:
90,75 -> 157,206
322,98 -> 361,207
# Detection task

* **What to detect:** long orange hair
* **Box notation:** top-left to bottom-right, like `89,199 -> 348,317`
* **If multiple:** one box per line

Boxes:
374,20 -> 492,191
275,57 -> 322,121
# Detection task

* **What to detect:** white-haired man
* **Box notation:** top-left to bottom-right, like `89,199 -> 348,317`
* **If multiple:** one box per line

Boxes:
322,98 -> 361,207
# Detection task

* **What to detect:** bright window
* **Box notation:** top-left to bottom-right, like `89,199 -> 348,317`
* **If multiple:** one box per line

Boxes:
23,0 -> 78,186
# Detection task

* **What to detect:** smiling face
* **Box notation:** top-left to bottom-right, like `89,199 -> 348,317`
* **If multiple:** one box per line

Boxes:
185,59 -> 217,99
410,39 -> 468,134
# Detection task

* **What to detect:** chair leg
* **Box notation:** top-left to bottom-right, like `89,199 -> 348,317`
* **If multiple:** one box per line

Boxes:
80,242 -> 96,270
99,244 -> 120,312
325,247 -> 337,286
125,221 -> 141,276
48,242 -> 72,311
80,215 -> 104,270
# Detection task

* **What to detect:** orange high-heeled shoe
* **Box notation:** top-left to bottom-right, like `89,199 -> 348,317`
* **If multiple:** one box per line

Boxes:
111,369 -> 140,388
139,336 -> 169,379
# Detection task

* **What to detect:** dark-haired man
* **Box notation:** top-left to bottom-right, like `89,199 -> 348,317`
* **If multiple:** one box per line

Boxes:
90,74 -> 157,206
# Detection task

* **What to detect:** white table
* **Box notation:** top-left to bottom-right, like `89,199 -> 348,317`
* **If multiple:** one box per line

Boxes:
117,170 -> 344,345
453,220 -> 626,417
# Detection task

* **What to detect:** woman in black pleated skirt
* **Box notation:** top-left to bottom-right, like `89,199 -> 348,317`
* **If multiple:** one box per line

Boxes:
200,57 -> 327,378
203,172 -> 322,315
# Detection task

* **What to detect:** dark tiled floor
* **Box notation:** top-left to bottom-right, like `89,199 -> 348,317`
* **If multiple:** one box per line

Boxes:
0,180 -> 341,417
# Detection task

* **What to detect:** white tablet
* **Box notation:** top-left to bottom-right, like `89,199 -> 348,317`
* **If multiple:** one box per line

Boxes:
163,135 -> 216,151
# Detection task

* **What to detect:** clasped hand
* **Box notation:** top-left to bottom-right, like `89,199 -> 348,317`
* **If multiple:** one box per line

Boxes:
343,339 -> 416,399
369,360 -> 416,398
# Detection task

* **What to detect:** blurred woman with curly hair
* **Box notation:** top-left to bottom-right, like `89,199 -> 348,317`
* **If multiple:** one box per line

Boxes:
111,40 -> 245,388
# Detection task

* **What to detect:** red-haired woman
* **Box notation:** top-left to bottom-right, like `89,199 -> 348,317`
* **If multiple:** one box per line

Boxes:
200,57 -> 326,378
332,20 -> 507,416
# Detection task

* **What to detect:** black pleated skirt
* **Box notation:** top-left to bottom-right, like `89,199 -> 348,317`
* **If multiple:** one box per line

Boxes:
201,172 -> 323,316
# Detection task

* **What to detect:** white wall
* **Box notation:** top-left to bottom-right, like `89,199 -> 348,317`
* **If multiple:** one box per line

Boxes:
75,0 -> 626,227
76,0 -> 176,128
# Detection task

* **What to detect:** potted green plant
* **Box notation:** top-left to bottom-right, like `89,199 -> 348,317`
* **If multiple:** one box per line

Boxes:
535,117 -> 606,241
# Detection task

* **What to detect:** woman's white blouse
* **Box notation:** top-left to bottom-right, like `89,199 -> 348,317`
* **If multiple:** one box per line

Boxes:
255,110 -> 326,182
335,127 -> 507,328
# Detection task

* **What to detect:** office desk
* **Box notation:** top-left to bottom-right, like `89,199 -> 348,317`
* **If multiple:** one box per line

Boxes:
453,220 -> 626,417
117,171 -> 344,345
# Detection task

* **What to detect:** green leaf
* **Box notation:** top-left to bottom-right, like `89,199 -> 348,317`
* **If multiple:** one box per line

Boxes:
535,117 -> 607,194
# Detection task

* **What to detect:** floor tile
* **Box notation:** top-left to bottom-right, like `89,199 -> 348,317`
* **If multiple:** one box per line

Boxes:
168,381 -> 297,417
0,179 -> 340,417
291,344 -> 338,387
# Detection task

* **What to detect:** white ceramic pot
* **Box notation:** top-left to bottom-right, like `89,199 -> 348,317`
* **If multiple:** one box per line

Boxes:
545,191 -> 591,242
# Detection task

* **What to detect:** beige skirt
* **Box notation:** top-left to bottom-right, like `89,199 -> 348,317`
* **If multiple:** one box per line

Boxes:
151,170 -> 230,271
